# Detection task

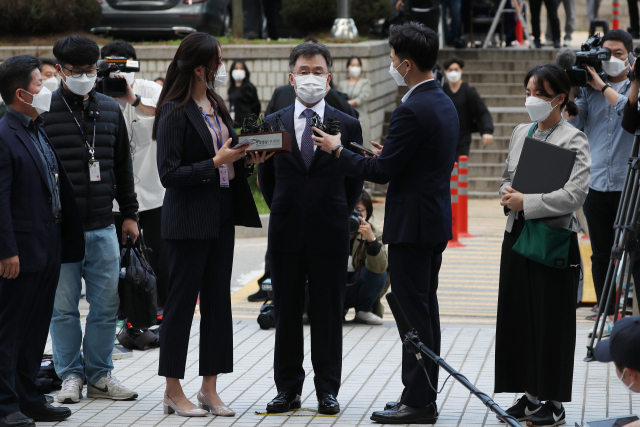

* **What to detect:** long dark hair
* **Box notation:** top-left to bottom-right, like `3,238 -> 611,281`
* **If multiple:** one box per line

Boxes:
358,189 -> 374,221
524,63 -> 579,117
152,32 -> 232,140
229,59 -> 251,89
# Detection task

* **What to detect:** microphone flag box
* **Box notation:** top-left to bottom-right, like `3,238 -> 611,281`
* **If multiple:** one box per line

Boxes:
238,113 -> 292,154
584,415 -> 639,427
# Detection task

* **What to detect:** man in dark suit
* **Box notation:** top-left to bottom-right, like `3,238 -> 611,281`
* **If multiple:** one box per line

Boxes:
258,42 -> 364,415
314,23 -> 459,424
0,55 -> 84,427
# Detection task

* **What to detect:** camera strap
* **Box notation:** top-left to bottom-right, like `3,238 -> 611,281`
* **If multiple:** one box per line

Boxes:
347,240 -> 366,287
60,92 -> 97,162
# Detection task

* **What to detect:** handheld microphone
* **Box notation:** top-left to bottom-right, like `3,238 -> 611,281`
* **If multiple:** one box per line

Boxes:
386,292 -> 425,368
556,48 -> 577,70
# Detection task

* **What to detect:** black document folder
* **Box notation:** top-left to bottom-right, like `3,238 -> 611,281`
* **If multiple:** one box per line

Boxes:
511,137 -> 577,194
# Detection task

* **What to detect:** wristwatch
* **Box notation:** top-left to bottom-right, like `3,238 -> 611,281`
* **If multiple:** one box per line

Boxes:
601,83 -> 611,95
132,95 -> 142,107
331,144 -> 344,158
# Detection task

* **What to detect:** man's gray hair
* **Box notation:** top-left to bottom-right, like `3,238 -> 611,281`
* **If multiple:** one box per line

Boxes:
289,42 -> 332,73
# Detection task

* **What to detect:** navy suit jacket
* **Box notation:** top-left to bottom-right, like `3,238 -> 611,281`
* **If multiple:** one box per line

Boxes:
0,111 -> 84,272
156,98 -> 261,240
338,81 -> 459,245
258,103 -> 365,255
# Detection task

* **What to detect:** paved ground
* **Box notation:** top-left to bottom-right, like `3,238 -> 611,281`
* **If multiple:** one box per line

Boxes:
42,199 -> 639,426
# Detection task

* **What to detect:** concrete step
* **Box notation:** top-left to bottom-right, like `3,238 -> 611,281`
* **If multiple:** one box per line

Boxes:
458,60 -> 545,72
471,135 -> 511,148
469,190 -> 502,198
464,71 -> 530,84
469,149 -> 509,164
468,163 -> 505,177
471,83 -> 525,96
483,95 -> 525,108
488,108 -> 530,123
439,47 -> 560,61
484,123 -> 522,137
469,176 -> 503,193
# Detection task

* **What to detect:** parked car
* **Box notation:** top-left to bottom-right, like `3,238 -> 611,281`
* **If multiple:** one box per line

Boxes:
91,0 -> 232,38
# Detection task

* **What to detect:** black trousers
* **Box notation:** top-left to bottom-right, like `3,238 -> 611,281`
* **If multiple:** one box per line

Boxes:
530,0 -> 560,41
389,241 -> 446,407
495,215 -> 579,402
270,249 -> 348,397
158,191 -> 235,379
455,135 -> 472,160
582,188 -> 640,315
0,224 -> 61,417
411,9 -> 441,33
630,0 -> 639,32
115,206 -> 168,307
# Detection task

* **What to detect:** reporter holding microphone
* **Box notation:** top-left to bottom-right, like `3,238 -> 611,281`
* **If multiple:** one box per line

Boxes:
495,64 -> 590,427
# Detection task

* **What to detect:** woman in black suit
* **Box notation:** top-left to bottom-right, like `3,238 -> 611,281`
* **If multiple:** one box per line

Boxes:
152,32 -> 271,418
228,60 -> 261,127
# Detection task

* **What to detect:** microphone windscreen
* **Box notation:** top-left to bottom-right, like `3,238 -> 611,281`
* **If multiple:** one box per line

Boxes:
556,48 -> 577,70
97,60 -> 109,71
386,292 -> 413,337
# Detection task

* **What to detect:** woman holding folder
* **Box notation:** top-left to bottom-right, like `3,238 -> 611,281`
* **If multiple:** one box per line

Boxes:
494,64 -> 591,427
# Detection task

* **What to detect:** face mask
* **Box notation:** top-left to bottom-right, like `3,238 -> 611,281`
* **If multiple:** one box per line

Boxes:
62,73 -> 95,96
525,95 -> 560,122
349,66 -> 362,78
232,69 -> 246,82
21,86 -> 52,115
43,77 -> 59,92
294,74 -> 328,104
446,71 -> 462,83
618,369 -> 636,395
110,71 -> 135,86
602,56 -> 628,77
389,61 -> 408,86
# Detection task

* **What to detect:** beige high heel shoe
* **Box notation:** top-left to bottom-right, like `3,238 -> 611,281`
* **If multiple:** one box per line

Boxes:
163,393 -> 209,417
197,390 -> 235,416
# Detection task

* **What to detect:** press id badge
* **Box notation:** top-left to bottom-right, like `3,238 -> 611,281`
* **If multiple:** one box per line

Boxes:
89,161 -> 101,182
219,166 -> 230,187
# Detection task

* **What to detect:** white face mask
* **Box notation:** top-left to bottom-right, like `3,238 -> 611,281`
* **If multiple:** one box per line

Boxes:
603,56 -> 629,77
389,61 -> 408,86
110,71 -> 135,86
232,69 -> 246,82
43,77 -> 59,92
525,95 -> 560,122
446,71 -> 462,83
294,74 -> 328,104
62,72 -> 96,96
21,86 -> 52,115
201,64 -> 226,90
349,66 -> 362,78
618,369 -> 637,395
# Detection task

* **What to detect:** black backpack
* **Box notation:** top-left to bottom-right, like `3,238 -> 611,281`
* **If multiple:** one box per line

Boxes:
38,356 -> 62,393
118,238 -> 158,329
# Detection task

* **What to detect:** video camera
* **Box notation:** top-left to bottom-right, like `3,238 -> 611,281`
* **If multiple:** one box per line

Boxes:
566,33 -> 611,87
96,56 -> 141,97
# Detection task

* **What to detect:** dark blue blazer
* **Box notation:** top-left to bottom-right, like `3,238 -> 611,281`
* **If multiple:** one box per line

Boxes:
338,81 -> 459,245
258,103 -> 365,255
156,98 -> 261,240
0,111 -> 84,272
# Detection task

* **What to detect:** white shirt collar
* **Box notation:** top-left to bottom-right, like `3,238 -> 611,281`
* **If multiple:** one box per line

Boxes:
401,79 -> 434,103
294,97 -> 326,120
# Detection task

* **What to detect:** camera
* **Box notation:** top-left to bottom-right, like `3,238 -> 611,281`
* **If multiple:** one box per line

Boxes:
257,279 -> 275,330
567,33 -> 611,87
349,210 -> 362,236
95,56 -> 141,97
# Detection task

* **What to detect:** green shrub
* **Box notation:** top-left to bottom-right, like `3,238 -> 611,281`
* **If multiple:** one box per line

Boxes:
282,0 -> 337,32
0,0 -> 102,35
351,0 -> 393,28
247,171 -> 270,215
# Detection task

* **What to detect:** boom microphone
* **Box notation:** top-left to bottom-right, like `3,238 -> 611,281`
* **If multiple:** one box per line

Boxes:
386,292 -> 412,338
556,48 -> 577,70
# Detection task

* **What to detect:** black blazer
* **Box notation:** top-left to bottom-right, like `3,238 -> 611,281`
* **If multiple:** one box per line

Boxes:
338,81 -> 459,245
156,98 -> 261,240
0,112 -> 84,272
258,103 -> 364,256
229,82 -> 261,127
265,85 -> 359,119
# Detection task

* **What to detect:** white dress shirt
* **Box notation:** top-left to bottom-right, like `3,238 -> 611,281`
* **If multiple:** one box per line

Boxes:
401,78 -> 434,103
293,98 -> 326,152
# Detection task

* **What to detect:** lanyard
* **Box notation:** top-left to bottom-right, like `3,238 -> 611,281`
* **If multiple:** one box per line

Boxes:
60,92 -> 97,161
201,103 -> 223,150
533,120 -> 562,141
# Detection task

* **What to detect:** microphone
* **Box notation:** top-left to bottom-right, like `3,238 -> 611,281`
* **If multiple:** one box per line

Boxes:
556,48 -> 577,70
386,292 -> 425,368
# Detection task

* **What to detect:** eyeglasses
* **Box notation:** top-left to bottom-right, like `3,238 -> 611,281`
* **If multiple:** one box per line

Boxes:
61,66 -> 97,78
355,208 -> 367,213
293,70 -> 329,77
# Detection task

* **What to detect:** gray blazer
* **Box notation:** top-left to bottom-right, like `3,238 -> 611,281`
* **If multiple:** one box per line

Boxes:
499,120 -> 591,233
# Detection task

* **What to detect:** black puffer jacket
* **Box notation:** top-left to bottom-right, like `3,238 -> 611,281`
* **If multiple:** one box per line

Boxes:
43,88 -> 138,231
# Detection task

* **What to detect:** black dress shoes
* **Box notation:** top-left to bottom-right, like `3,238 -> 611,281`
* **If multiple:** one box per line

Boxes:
371,402 -> 438,424
317,391 -> 340,415
0,413 -> 34,427
266,389 -> 301,413
22,403 -> 72,422
384,401 -> 400,410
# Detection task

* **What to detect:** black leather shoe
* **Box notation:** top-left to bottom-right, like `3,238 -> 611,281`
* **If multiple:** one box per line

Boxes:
0,412 -> 35,427
371,402 -> 438,424
248,289 -> 269,302
44,395 -> 53,404
317,391 -> 340,415
266,389 -> 301,413
22,403 -> 71,422
385,401 -> 400,410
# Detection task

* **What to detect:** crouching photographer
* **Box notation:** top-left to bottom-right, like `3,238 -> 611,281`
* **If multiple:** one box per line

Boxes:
344,190 -> 388,325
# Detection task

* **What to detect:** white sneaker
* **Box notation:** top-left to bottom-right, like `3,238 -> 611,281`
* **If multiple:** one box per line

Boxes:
57,376 -> 83,404
87,372 -> 138,400
588,317 -> 613,338
355,311 -> 384,325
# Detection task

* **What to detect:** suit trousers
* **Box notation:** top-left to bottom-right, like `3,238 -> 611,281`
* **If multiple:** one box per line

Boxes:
388,241 -> 446,407
0,224 -> 61,417
158,190 -> 235,379
530,0 -> 561,42
270,248 -> 348,397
